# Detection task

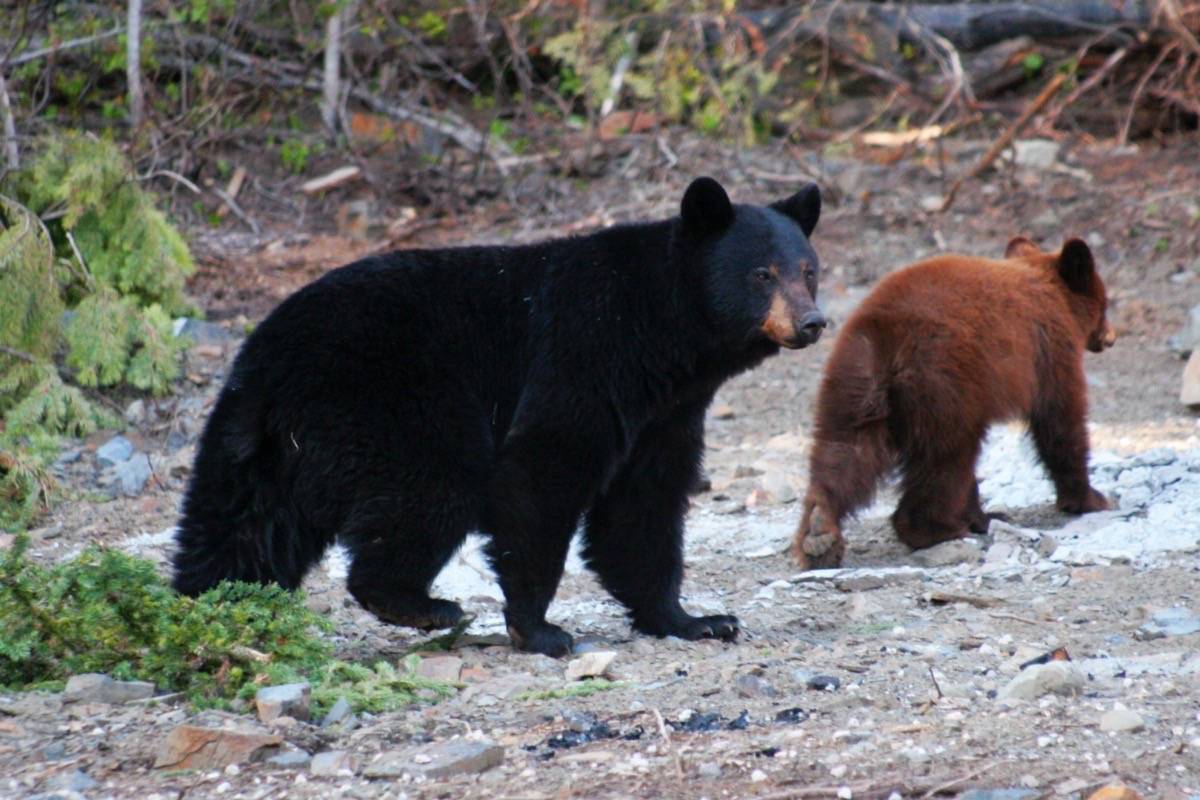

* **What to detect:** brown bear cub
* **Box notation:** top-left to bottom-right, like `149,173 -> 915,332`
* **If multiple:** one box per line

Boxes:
792,237 -> 1116,570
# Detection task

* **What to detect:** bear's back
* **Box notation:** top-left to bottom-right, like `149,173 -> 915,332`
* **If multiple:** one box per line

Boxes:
838,253 -> 1076,422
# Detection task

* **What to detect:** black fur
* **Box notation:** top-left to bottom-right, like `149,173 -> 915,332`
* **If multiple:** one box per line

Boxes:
173,177 -> 823,657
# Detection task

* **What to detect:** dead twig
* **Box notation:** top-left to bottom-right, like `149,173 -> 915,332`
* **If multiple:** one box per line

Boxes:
0,344 -> 38,364
941,71 -> 1066,211
1040,46 -> 1131,131
919,761 -> 1002,799
928,665 -> 944,700
987,611 -> 1044,625
1120,43 -> 1176,144
64,230 -> 96,291
651,708 -> 684,781
7,27 -> 125,67
140,169 -> 202,194
211,187 -> 260,236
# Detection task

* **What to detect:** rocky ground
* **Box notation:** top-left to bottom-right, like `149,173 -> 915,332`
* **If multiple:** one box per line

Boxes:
3,134 -> 1200,800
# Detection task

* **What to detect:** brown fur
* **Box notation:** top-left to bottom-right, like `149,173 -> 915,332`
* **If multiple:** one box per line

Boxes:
792,237 -> 1115,569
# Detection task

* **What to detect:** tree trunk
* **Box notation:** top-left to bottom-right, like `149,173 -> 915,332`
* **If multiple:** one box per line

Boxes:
322,7 -> 342,135
0,72 -> 18,170
127,0 -> 144,129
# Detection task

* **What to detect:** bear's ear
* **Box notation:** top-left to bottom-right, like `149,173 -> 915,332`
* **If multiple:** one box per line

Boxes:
680,177 -> 734,233
1005,236 -> 1041,259
771,183 -> 821,238
1057,238 -> 1096,294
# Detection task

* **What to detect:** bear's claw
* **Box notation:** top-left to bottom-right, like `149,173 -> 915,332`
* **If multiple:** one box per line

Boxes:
508,622 -> 574,658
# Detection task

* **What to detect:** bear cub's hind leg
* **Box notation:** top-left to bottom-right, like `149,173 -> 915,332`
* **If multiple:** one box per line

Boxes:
892,448 -> 978,550
963,479 -> 1008,533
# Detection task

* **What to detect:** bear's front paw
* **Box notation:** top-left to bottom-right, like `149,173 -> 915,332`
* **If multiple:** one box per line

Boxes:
507,622 -> 574,658
1058,487 -> 1110,514
645,614 -> 740,642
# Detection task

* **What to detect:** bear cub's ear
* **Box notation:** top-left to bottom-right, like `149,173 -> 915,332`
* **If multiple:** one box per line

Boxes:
681,177 -> 734,233
1058,238 -> 1096,294
771,183 -> 821,238
1005,236 -> 1041,259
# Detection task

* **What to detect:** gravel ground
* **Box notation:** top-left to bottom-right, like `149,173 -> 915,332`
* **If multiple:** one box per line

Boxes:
3,135 -> 1199,800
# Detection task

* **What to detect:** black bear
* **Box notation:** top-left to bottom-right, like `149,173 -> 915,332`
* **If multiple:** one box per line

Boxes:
173,177 -> 825,657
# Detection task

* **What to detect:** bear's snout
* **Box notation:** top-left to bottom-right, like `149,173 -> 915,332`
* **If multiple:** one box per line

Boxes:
1088,321 -> 1116,353
763,291 -> 826,349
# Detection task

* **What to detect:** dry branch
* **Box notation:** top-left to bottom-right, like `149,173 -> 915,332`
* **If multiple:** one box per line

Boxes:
941,71 -> 1067,211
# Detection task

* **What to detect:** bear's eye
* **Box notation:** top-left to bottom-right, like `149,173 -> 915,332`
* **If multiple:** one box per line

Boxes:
754,268 -> 773,284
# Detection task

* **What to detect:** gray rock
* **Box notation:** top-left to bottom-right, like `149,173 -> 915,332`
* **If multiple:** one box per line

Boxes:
958,791 -> 1039,800
734,674 -> 778,698
1099,707 -> 1145,732
48,770 -> 96,793
174,317 -> 234,345
42,742 -> 68,761
1012,138 -> 1060,170
363,740 -> 505,779
311,750 -> 358,776
255,682 -> 311,722
416,655 -> 463,683
96,436 -> 134,466
997,661 -> 1085,702
63,673 -> 155,704
267,750 -> 313,768
807,675 -> 841,692
1137,607 -> 1200,640
758,471 -> 797,504
320,696 -> 354,728
696,762 -> 722,779
114,455 -> 152,496
911,538 -> 982,567
791,566 -> 925,592
124,399 -> 146,425
1168,303 -> 1200,356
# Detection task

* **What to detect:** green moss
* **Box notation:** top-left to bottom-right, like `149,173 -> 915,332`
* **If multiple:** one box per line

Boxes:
517,678 -> 625,701
0,537 -> 458,713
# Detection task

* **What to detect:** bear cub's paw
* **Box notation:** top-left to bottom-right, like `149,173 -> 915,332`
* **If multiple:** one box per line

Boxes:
791,531 -> 846,571
508,622 -> 575,658
1057,487 -> 1110,514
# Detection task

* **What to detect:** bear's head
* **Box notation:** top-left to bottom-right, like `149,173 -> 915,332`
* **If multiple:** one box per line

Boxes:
678,177 -> 824,350
1006,236 -> 1116,353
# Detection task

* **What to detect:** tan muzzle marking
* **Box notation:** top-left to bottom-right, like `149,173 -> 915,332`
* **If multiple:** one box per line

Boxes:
1101,322 -> 1116,348
761,292 -> 794,343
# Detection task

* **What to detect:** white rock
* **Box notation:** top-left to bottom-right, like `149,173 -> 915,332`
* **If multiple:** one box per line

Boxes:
1182,350 -> 1200,406
997,661 -> 1086,702
1099,707 -> 1145,732
565,651 -> 617,681
911,538 -> 982,567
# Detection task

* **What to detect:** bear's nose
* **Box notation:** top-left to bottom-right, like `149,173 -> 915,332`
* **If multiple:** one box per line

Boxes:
798,311 -> 827,340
